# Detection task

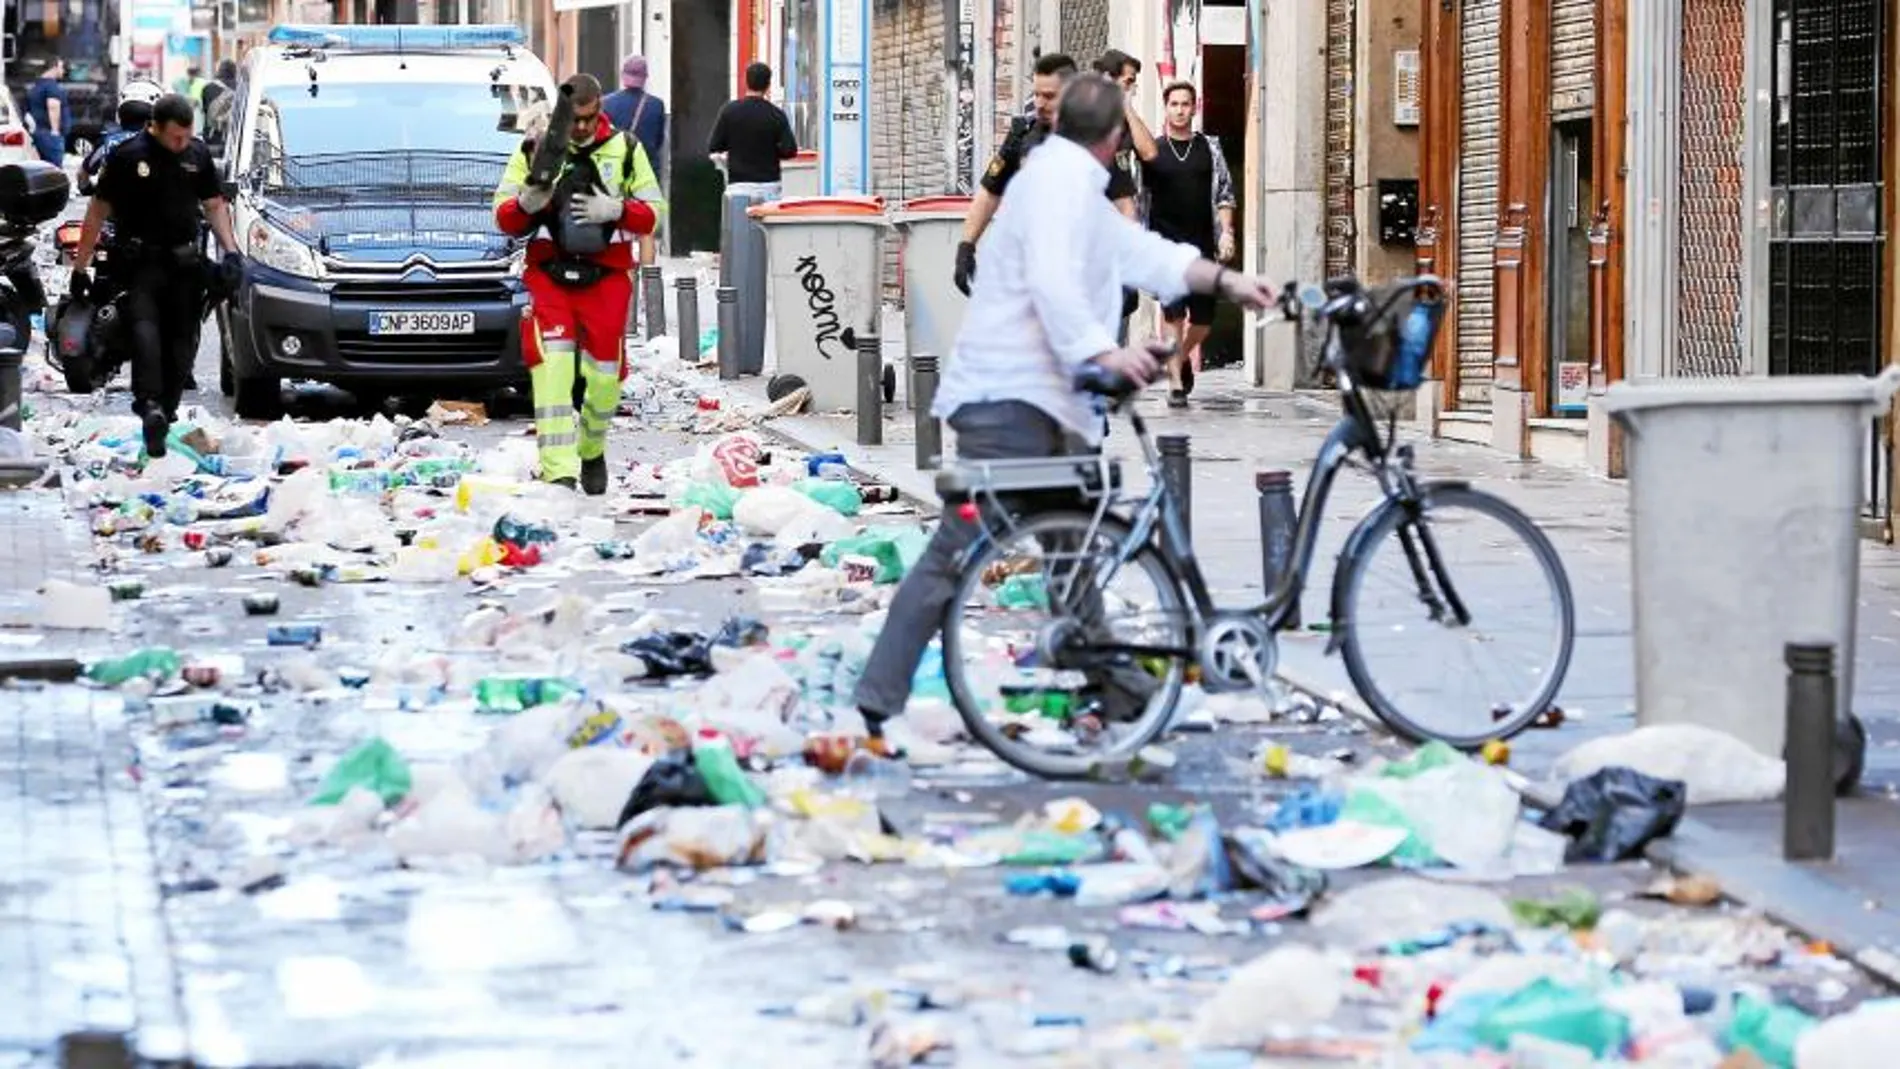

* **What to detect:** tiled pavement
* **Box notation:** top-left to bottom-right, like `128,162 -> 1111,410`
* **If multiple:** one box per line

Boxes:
0,490 -> 188,1066
681,320 -> 1900,987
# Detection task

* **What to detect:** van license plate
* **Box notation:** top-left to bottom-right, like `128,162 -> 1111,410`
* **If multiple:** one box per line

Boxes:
368,311 -> 475,335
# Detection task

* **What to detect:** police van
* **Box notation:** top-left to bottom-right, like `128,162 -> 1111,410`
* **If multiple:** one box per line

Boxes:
216,25 -> 553,417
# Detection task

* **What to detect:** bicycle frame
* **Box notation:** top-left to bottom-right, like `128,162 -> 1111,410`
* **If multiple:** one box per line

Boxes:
960,274 -> 1453,648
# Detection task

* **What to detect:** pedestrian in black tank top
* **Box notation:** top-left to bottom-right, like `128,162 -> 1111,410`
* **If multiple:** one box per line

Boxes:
1139,81 -> 1236,406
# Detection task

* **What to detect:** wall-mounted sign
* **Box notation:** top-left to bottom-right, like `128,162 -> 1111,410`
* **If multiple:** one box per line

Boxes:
820,0 -> 869,194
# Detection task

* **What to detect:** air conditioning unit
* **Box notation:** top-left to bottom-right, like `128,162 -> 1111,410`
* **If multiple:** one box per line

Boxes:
1393,49 -> 1420,127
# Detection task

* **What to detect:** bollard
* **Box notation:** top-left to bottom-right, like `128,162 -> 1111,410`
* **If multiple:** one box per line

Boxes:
58,1030 -> 131,1069
715,286 -> 741,381
674,276 -> 699,364
1257,470 -> 1300,628
641,265 -> 667,339
1157,434 -> 1192,544
911,353 -> 942,470
0,326 -> 23,431
1784,642 -> 1837,861
856,332 -> 884,446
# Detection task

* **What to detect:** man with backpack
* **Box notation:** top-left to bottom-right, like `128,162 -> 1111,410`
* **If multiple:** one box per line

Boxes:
492,74 -> 667,495
602,54 -> 665,265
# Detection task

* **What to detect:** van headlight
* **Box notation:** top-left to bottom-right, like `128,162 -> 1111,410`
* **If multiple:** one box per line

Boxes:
244,218 -> 323,279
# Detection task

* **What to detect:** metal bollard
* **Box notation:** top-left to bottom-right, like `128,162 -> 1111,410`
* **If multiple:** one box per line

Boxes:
1257,470 -> 1300,628
1157,434 -> 1192,543
856,332 -> 884,446
641,265 -> 667,339
715,286 -> 741,380
1784,642 -> 1837,861
674,276 -> 699,364
911,353 -> 942,470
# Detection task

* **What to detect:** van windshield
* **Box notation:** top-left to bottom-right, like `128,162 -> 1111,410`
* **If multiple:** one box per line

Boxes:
256,79 -> 546,158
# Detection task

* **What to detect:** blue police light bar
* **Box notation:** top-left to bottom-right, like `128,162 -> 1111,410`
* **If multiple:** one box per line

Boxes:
265,24 -> 526,50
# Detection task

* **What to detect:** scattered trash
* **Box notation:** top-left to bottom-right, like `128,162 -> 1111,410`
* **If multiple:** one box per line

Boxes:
1537,765 -> 1688,862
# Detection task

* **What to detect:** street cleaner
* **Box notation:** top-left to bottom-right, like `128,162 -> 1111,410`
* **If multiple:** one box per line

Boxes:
493,73 -> 666,494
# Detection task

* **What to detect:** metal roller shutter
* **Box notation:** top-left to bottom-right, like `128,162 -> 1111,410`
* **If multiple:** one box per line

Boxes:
1550,0 -> 1595,120
1456,0 -> 1501,409
1060,0 -> 1108,66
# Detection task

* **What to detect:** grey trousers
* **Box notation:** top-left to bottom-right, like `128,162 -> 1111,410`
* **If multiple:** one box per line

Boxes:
855,401 -> 1092,720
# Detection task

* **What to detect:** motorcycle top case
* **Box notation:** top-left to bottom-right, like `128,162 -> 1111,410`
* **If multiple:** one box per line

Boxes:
0,158 -> 71,224
0,161 -> 71,225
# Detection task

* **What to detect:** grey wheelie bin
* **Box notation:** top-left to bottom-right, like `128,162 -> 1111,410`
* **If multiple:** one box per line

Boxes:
749,196 -> 888,413
891,195 -> 972,411
1601,365 -> 1900,791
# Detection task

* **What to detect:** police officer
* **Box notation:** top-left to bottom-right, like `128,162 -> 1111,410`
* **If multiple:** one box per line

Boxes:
953,52 -> 1140,297
70,93 -> 242,458
78,80 -> 163,196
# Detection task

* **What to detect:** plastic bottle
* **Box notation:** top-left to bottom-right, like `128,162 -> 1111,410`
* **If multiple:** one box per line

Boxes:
163,494 -> 196,526
691,728 -> 767,807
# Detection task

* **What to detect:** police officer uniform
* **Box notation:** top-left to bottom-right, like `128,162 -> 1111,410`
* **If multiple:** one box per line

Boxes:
981,115 -> 1142,329
91,130 -> 222,430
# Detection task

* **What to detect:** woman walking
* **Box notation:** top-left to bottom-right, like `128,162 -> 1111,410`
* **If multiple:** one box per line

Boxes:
1139,81 -> 1236,406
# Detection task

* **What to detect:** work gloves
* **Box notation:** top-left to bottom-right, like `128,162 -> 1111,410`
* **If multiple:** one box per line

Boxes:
570,189 -> 624,227
953,240 -> 977,296
516,183 -> 553,215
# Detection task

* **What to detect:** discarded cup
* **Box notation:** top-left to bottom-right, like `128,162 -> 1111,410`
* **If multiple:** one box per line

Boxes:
242,593 -> 280,616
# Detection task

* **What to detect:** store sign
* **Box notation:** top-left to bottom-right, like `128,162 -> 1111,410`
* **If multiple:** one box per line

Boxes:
820,0 -> 869,194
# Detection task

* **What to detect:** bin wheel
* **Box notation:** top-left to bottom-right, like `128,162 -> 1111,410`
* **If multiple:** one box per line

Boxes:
1835,712 -> 1867,797
882,363 -> 897,405
767,373 -> 807,402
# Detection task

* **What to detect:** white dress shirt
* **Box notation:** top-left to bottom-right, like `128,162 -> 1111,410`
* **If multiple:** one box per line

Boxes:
933,136 -> 1201,445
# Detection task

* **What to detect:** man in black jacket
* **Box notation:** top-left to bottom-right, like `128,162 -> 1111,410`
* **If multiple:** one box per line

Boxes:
708,62 -> 798,203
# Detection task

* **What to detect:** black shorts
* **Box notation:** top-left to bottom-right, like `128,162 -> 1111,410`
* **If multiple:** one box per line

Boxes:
1162,292 -> 1217,327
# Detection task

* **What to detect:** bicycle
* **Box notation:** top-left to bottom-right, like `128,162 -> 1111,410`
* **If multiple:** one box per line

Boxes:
931,274 -> 1577,779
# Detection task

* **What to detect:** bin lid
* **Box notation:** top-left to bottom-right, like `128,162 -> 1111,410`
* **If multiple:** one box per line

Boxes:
892,194 -> 974,225
749,195 -> 888,223
785,150 -> 820,166
1601,365 -> 1900,417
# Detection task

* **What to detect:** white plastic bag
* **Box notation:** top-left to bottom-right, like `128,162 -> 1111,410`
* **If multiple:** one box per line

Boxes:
616,805 -> 771,871
1189,945 -> 1350,1049
545,747 -> 653,830
1552,723 -> 1785,804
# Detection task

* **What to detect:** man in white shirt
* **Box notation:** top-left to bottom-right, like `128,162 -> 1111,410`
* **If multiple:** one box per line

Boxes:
852,73 -> 1278,751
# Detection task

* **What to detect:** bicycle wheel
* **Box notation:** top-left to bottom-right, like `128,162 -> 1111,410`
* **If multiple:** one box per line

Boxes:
1337,484 -> 1575,746
941,510 -> 1193,779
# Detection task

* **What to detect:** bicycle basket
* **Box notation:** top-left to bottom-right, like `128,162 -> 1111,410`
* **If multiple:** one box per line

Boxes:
1340,281 -> 1447,392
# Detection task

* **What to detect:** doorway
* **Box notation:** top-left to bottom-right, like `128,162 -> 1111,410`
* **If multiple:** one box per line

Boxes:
577,7 -> 619,88
1546,119 -> 1593,416
1200,41 -> 1246,368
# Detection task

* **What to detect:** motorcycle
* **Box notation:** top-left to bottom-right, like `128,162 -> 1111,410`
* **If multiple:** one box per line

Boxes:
0,218 -> 45,373
48,219 -> 130,394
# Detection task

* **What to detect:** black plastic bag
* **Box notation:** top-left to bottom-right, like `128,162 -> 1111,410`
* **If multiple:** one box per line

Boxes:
621,631 -> 715,678
615,750 -> 717,829
1537,765 -> 1687,863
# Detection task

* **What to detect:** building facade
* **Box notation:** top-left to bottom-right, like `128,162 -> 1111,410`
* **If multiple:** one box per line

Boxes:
1415,0 -> 1896,539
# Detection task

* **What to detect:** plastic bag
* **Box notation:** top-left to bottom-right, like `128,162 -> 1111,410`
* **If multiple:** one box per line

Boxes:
1724,994 -> 1816,1069
1552,723 -> 1784,804
678,481 -> 742,521
615,805 -> 771,871
310,737 -> 412,807
1223,829 -> 1327,915
616,750 -> 718,829
693,432 -> 765,487
732,485 -> 821,536
1471,978 -> 1630,1056
796,478 -> 862,517
820,529 -> 931,584
1536,765 -> 1686,862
